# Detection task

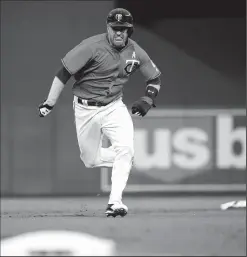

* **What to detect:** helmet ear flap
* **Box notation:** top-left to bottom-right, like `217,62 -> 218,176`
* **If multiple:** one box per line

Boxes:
128,27 -> 134,37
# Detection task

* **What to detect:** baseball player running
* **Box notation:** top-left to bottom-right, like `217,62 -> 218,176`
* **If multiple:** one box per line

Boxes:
38,8 -> 161,217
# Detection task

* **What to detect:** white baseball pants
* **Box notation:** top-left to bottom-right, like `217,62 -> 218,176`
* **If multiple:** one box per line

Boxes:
73,96 -> 134,205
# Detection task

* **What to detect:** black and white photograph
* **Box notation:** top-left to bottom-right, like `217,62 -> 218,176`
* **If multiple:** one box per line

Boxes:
1,0 -> 246,255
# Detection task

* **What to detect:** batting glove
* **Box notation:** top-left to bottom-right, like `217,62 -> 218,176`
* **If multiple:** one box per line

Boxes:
38,100 -> 54,117
131,96 -> 155,117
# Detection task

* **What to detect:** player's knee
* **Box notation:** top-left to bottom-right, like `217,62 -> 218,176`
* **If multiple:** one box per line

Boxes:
80,154 -> 97,168
84,161 -> 96,168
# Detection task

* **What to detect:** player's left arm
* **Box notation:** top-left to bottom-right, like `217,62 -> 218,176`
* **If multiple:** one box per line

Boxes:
132,46 -> 161,117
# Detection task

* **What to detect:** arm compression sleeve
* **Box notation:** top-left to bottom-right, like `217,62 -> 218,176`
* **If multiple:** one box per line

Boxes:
45,77 -> 65,106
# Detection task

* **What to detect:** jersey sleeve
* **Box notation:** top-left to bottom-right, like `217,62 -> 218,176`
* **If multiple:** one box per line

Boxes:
136,45 -> 161,81
61,42 -> 93,75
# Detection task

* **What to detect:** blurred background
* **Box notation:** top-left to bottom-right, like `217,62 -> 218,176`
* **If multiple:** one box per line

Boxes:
1,0 -> 246,197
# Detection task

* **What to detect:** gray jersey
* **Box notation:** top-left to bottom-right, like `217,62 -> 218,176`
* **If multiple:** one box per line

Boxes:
62,33 -> 161,104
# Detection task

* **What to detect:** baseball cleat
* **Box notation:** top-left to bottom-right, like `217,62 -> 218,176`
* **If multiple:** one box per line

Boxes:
105,203 -> 128,217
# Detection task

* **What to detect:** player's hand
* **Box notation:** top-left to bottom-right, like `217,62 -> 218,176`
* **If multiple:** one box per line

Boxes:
131,96 -> 155,117
38,100 -> 54,117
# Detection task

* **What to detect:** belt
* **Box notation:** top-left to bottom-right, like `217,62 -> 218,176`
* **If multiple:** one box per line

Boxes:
77,97 -> 107,107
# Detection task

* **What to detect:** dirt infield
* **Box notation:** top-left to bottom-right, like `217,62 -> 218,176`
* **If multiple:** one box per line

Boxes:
1,196 -> 246,256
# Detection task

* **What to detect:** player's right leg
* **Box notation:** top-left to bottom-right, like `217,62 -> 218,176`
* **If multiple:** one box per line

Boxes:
73,98 -> 115,168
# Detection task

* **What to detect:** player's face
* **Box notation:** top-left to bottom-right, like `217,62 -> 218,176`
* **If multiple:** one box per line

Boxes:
107,25 -> 128,48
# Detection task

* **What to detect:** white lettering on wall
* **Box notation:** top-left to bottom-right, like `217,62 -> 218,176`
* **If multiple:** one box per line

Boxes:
217,115 -> 246,169
173,128 -> 210,169
134,129 -> 171,170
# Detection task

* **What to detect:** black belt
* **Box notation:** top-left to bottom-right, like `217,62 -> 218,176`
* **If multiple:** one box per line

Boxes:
77,97 -> 107,107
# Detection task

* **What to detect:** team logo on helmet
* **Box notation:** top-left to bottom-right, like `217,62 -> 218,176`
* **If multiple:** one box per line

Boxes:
115,14 -> 122,21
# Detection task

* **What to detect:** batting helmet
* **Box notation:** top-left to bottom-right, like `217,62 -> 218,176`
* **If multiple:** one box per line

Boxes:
106,8 -> 134,37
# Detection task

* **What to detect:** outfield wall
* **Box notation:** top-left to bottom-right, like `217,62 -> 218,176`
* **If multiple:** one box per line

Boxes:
1,107 -> 245,196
